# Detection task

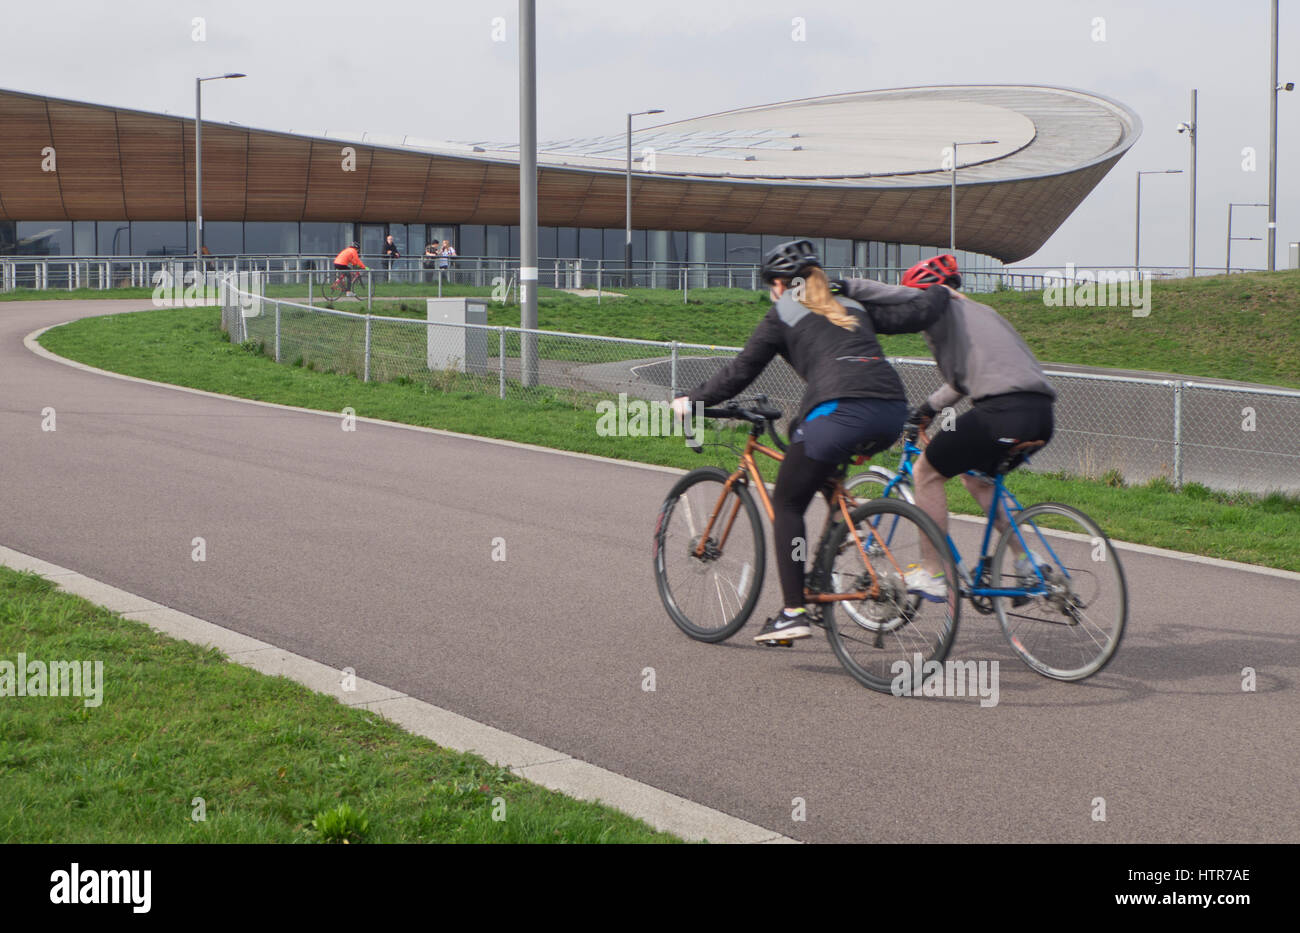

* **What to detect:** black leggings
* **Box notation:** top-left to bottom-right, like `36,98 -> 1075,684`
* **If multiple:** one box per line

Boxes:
772,441 -> 840,609
772,397 -> 907,609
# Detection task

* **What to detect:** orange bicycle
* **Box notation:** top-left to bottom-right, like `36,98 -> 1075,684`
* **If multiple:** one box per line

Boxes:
652,396 -> 960,692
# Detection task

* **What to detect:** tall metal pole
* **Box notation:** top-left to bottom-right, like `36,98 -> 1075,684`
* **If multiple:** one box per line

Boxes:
623,109 -> 664,287
949,140 -> 997,254
194,73 -> 244,277
195,78 -> 203,273
1188,89 -> 1197,276
1222,202 -> 1232,275
1134,171 -> 1142,273
626,113 -> 633,281
1267,0 -> 1279,270
519,0 -> 538,387
950,141 -> 957,254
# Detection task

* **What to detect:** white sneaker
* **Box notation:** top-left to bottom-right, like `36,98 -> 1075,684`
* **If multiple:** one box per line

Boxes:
1013,550 -> 1046,581
903,565 -> 948,603
1012,551 -> 1045,606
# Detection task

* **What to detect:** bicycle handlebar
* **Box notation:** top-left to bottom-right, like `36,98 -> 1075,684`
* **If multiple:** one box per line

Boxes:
680,394 -> 787,454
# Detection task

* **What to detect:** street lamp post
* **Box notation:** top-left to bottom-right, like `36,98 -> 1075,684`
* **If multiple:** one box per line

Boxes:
950,139 -> 998,253
519,0 -> 538,386
1267,0 -> 1295,270
1227,202 -> 1268,273
1177,90 -> 1197,275
1134,169 -> 1182,274
626,108 -> 664,285
195,73 -> 246,275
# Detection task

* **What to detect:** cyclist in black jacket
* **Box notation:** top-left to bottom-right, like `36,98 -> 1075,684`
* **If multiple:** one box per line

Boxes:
672,240 -> 949,645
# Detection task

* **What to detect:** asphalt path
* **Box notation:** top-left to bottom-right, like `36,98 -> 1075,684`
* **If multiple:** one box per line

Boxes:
3,299 -> 1298,843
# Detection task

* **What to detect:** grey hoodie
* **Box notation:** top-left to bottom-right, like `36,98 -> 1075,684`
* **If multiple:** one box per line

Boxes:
839,278 -> 1056,411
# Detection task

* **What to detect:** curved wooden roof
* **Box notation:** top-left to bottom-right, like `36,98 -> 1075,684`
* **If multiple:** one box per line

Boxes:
0,85 -> 1140,262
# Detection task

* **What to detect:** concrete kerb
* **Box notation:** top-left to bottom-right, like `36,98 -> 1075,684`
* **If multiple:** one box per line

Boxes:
0,543 -> 793,844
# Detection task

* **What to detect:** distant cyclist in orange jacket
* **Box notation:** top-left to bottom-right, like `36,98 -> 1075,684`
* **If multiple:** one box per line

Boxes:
333,242 -> 366,296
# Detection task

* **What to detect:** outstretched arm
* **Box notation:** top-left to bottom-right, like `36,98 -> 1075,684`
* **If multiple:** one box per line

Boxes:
688,312 -> 782,407
868,284 -> 951,335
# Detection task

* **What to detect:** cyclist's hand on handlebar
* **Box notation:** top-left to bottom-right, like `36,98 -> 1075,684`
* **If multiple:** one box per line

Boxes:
905,402 -> 935,433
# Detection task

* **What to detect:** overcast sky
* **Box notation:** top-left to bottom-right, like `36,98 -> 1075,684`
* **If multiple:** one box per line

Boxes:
3,0 -> 1296,269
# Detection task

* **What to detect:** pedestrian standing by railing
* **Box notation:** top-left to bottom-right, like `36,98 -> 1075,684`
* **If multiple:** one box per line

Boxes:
422,243 -> 439,283
384,235 -> 400,283
439,239 -> 456,284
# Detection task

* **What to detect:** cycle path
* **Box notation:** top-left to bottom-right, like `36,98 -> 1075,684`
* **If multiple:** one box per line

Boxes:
2,299 -> 1297,843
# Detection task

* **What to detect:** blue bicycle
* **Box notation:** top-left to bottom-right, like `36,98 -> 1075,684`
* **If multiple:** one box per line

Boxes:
841,424 -> 1127,682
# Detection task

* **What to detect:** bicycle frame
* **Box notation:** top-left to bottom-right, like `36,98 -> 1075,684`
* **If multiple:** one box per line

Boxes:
689,425 -> 907,604
869,436 -> 1077,601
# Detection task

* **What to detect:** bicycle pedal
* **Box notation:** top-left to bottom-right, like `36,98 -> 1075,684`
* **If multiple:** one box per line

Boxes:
761,638 -> 796,648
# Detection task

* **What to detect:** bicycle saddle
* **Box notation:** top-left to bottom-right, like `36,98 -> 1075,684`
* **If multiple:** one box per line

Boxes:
995,439 -> 1046,475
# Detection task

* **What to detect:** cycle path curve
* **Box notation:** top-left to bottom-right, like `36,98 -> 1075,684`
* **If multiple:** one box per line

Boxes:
2,300 -> 1297,843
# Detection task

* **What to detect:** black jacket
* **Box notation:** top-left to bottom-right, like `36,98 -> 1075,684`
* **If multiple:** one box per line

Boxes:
688,286 -> 948,429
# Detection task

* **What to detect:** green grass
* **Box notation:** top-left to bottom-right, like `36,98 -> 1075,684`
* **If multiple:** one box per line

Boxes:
0,565 -> 681,843
0,285 -> 165,301
37,307 -> 1300,572
13,270 -> 1300,386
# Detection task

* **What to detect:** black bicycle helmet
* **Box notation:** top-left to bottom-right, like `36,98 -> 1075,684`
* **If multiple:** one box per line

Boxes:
350,241 -> 360,250
760,238 -> 821,283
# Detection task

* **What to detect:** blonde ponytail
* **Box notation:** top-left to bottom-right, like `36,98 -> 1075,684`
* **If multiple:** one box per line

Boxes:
795,267 -> 859,330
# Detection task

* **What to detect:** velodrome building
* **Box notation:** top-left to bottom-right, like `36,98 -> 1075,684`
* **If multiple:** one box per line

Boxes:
0,84 -> 1140,276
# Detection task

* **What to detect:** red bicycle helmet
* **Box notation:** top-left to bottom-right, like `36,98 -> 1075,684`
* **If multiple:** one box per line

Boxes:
902,254 -> 960,289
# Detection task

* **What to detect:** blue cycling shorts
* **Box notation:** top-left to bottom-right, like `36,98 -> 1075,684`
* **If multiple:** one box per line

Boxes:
791,397 -> 908,464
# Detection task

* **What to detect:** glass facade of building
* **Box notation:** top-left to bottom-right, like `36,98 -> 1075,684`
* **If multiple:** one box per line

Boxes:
0,218 -> 1004,280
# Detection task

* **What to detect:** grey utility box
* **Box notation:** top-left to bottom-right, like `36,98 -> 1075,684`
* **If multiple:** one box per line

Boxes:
1290,242 -> 1299,270
427,297 -> 488,375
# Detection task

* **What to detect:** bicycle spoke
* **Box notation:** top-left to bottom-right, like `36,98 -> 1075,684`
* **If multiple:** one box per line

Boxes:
993,503 -> 1126,681
819,498 -> 959,693
654,469 -> 764,643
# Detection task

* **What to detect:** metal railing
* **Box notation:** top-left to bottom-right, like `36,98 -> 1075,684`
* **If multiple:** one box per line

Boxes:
4,252 -> 1061,295
7,251 -> 1283,296
220,278 -> 1300,494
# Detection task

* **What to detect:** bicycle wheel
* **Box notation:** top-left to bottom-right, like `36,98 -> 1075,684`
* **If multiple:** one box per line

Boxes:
991,502 -> 1127,681
842,466 -> 915,505
814,498 -> 959,694
322,276 -> 345,301
653,466 -> 765,642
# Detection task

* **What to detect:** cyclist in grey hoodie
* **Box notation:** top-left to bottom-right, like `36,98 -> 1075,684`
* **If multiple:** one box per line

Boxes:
835,255 -> 1056,598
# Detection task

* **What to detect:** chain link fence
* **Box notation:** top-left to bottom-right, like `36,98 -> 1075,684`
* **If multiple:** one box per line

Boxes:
221,281 -> 1300,494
